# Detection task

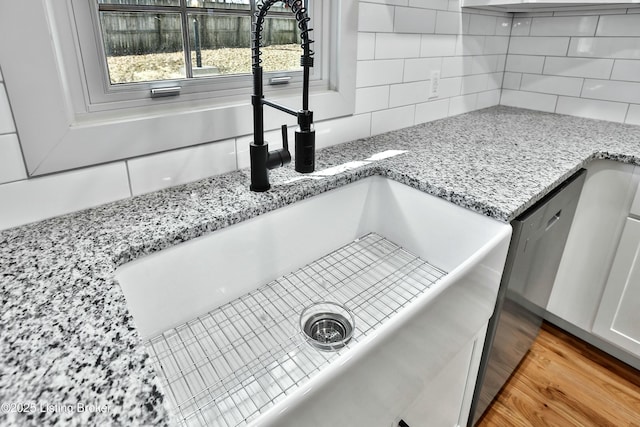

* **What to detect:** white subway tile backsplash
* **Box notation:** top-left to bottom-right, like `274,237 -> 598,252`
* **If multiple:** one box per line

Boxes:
313,114 -> 373,150
461,74 -> 489,94
477,89 -> 501,109
404,57 -> 442,82
483,36 -> 510,55
356,59 -> 404,87
0,84 -> 15,134
0,134 -> 26,184
127,140 -> 236,196
543,57 -> 613,79
435,10 -> 469,34
508,37 -> 570,56
448,0 -> 460,12
581,79 -> 640,104
355,86 -> 390,114
471,55 -> 499,75
375,33 -> 421,59
520,74 -> 584,97
437,77 -> 463,98
409,0 -> 449,10
359,3 -> 394,33
503,72 -> 522,90
487,72 -> 503,90
626,104 -> 640,126
449,93 -> 478,115
611,60 -> 640,82
511,17 -> 531,36
365,0 -> 408,5
415,98 -> 450,124
0,68 -> 3,81
556,97 -> 628,123
357,33 -> 376,60
468,14 -> 496,36
505,55 -> 545,73
441,56 -> 473,77
530,16 -> 598,37
393,7 -> 436,34
501,89 -> 557,112
389,81 -> 429,107
420,35 -> 458,57
495,17 -> 512,36
569,37 -> 640,59
371,105 -> 415,135
596,14 -> 640,37
0,162 -> 131,231
455,35 -> 485,56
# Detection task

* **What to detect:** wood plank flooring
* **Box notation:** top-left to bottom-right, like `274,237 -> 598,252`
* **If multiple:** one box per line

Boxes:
476,322 -> 640,427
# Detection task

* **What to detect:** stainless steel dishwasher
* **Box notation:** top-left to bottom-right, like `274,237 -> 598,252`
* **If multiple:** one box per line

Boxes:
468,169 -> 587,425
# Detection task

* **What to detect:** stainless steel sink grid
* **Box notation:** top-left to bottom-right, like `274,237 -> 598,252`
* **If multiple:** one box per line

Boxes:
144,233 -> 447,427
300,301 -> 355,351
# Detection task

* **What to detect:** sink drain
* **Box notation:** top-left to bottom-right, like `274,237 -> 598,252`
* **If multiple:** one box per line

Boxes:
300,302 -> 355,351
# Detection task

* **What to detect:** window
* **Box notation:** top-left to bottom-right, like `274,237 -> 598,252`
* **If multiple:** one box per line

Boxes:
74,0 -> 324,110
0,1 -> 356,175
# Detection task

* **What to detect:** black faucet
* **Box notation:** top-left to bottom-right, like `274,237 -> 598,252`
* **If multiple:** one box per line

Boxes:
250,0 -> 315,192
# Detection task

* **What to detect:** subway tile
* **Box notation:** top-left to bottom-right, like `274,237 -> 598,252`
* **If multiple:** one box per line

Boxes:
441,56 -> 473,77
596,14 -> 640,37
394,6 -> 436,34
483,36 -> 510,55
581,79 -> 640,104
626,104 -> 640,126
556,97 -> 628,123
455,35 -> 485,56
409,0 -> 449,9
371,105 -> 415,135
552,8 -> 626,16
505,55 -> 545,74
365,0 -> 408,5
0,134 -> 26,183
503,72 -> 522,90
0,84 -> 15,134
404,57 -> 442,82
389,81 -> 430,107
358,3 -> 394,33
375,34 -> 421,59
477,89 -> 501,109
435,10 -> 469,34
496,54 -> 507,71
448,0 -> 460,11
520,74 -> 584,97
127,139 -> 236,196
530,16 -> 598,37
508,37 -> 570,56
449,93 -> 478,116
487,72 -> 504,90
313,114 -> 372,150
611,60 -> 640,82
356,59 -> 404,87
511,17 -> 531,36
438,76 -> 463,98
357,33 -> 375,61
420,34 -> 457,57
0,162 -> 131,231
495,16 -> 512,36
471,55 -> 499,75
543,57 -> 614,79
468,14 -> 496,36
415,98 -> 450,124
569,37 -> 640,59
461,74 -> 489,94
0,68 -> 3,81
500,89 -> 557,112
355,86 -> 390,114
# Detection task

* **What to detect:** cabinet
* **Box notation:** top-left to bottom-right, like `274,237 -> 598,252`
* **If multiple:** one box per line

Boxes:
461,0 -> 640,12
592,220 -> 640,357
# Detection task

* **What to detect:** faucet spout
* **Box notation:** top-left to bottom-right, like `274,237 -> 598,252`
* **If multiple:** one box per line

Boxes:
250,0 -> 315,192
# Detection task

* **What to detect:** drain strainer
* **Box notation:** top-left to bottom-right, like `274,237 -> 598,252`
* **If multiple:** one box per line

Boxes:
300,302 -> 355,351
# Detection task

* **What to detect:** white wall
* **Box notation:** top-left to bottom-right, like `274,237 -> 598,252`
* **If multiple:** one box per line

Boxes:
0,0 -> 511,230
501,8 -> 640,124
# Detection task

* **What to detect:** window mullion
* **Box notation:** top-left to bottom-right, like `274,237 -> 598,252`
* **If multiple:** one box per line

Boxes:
179,0 -> 193,79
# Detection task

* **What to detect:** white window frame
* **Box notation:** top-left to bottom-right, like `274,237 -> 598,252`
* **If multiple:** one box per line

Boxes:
0,0 -> 356,176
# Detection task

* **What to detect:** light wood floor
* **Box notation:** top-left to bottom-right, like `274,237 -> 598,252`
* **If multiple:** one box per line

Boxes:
476,322 -> 640,427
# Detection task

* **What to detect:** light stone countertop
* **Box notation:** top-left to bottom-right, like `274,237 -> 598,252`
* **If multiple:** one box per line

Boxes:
1,106 -> 639,426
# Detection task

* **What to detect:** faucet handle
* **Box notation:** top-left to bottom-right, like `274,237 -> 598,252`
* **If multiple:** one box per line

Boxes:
281,124 -> 289,152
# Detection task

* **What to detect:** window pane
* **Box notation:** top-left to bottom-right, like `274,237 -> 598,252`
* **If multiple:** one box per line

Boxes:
98,0 -> 181,6
99,11 -> 186,83
187,0 -> 251,10
188,14 -> 301,77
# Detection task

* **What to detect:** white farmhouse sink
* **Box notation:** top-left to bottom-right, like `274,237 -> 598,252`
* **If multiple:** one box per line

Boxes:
116,176 -> 511,427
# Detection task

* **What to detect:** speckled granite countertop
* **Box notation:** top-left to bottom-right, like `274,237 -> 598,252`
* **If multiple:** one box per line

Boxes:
2,106 -> 640,426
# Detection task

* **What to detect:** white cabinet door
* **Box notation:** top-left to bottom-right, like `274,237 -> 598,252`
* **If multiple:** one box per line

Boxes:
593,217 -> 640,357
